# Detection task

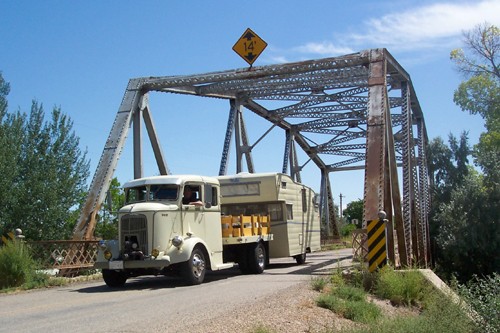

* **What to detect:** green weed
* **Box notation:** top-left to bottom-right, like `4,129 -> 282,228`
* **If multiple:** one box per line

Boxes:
0,239 -> 41,289
317,283 -> 381,324
311,276 -> 328,291
458,273 -> 500,333
374,267 -> 429,306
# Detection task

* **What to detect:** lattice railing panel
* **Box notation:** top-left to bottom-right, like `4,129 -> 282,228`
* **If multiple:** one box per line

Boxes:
28,240 -> 99,276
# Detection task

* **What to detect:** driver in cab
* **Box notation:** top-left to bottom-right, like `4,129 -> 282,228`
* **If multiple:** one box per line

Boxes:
182,186 -> 203,206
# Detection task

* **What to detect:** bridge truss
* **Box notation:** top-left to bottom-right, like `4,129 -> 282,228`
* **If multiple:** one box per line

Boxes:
74,48 -> 431,267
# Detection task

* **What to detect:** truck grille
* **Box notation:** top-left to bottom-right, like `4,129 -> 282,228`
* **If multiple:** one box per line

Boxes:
120,214 -> 148,257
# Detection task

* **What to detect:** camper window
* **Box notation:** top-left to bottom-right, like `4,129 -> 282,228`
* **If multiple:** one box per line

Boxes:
267,203 -> 283,221
286,204 -> 293,220
220,182 -> 260,197
302,189 -> 307,212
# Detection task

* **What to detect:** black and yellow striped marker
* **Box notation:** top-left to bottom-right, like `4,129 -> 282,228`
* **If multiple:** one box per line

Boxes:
367,218 -> 387,272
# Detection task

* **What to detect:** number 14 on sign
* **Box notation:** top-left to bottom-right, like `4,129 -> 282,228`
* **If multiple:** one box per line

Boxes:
232,28 -> 267,66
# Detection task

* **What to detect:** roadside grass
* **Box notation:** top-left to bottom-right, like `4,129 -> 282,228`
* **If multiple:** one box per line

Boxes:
0,238 -> 41,290
316,282 -> 381,325
0,238 -> 74,293
342,292 -> 474,333
373,266 -> 430,306
321,236 -> 351,251
310,265 -> 476,333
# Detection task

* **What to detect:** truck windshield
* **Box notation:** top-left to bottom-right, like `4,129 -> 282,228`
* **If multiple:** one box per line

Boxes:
150,184 -> 178,201
125,186 -> 147,204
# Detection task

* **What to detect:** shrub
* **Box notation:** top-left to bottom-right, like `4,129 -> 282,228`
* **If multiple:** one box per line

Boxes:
0,238 -> 40,289
317,283 -> 381,324
332,285 -> 366,302
311,276 -> 327,291
341,223 -> 357,237
459,273 -> 500,333
374,267 -> 428,306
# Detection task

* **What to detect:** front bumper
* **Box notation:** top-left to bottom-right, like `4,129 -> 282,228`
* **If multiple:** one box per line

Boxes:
94,257 -> 170,270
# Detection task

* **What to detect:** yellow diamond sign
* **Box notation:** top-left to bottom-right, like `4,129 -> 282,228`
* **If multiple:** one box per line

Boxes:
232,28 -> 267,66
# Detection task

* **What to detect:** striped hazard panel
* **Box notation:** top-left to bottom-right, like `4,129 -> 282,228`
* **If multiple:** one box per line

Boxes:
367,219 -> 387,272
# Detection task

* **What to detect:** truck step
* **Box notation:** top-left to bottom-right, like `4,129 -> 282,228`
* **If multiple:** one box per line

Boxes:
215,263 -> 235,270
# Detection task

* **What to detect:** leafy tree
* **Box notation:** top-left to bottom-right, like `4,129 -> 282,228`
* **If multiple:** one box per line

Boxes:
428,23 -> 500,282
95,177 -> 124,239
0,71 -> 8,115
0,73 -> 23,235
427,133 -> 471,274
0,73 -> 90,240
427,132 -> 470,205
451,22 -> 500,188
433,170 -> 499,282
343,199 -> 363,228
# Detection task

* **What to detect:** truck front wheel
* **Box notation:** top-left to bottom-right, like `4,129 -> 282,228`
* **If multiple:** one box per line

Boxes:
102,269 -> 127,288
182,247 -> 206,285
248,242 -> 266,274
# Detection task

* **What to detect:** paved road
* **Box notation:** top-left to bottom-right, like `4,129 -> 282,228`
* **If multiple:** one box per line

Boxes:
0,249 -> 352,333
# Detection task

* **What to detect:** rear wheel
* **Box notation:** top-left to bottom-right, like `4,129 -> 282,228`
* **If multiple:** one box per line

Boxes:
182,247 -> 206,285
295,253 -> 307,265
102,269 -> 127,288
247,242 -> 266,274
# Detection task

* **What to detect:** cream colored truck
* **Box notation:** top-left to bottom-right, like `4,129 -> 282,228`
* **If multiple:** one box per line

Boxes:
94,175 -> 272,287
217,172 -> 321,264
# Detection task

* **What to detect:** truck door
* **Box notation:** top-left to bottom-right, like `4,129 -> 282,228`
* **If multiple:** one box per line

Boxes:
203,183 -> 222,255
181,184 -> 205,237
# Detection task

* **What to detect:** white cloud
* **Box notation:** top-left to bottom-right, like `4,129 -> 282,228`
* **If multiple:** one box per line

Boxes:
294,0 -> 500,56
266,55 -> 290,64
350,0 -> 500,51
294,42 -> 355,56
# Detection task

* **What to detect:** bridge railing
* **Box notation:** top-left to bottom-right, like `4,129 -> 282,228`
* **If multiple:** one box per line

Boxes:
28,240 -> 99,277
352,229 -> 368,262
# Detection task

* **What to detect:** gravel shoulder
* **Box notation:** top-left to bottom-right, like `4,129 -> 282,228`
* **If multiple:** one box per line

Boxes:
187,281 -> 355,333
186,278 -> 419,333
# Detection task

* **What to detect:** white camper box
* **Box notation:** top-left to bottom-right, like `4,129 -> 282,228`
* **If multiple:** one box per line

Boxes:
217,173 -> 321,263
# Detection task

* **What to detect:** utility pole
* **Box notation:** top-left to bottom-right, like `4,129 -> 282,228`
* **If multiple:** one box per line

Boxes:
339,193 -> 345,223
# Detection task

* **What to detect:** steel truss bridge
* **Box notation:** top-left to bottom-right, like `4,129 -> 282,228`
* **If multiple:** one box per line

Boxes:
74,48 -> 431,268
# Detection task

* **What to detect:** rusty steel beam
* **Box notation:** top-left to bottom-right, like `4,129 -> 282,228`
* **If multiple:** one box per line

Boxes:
363,49 -> 387,221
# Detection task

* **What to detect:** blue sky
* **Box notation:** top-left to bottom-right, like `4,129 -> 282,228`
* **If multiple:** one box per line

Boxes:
1,0 -> 498,208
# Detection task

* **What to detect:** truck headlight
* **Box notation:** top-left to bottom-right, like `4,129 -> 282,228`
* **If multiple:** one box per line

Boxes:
104,250 -> 112,260
172,235 -> 183,248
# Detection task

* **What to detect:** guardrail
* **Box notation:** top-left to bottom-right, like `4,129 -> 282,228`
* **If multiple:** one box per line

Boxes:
28,240 -> 99,277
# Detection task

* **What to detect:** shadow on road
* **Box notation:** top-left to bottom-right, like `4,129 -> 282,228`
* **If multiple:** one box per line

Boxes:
74,252 -> 353,293
74,267 -> 242,293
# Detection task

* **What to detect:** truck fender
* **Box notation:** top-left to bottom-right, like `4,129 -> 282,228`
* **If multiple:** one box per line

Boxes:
171,237 -> 211,269
96,240 -> 120,262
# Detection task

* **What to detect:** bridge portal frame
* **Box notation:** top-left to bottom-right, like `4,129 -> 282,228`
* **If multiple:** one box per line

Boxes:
73,48 -> 430,268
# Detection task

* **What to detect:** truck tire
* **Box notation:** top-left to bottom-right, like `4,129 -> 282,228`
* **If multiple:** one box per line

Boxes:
182,246 -> 206,285
295,253 -> 307,265
102,269 -> 127,288
247,242 -> 266,274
